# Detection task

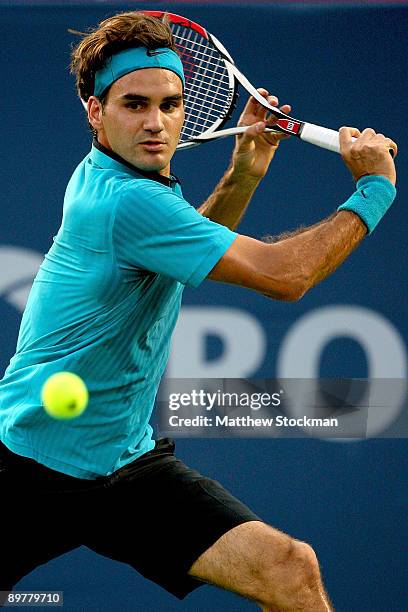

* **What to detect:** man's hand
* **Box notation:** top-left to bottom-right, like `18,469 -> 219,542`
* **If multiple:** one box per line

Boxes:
339,126 -> 398,185
231,89 -> 291,180
198,91 -> 291,230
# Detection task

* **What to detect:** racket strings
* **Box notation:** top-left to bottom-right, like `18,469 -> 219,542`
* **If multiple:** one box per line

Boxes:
170,24 -> 233,142
173,35 -> 230,73
183,69 -> 232,94
174,28 -> 227,130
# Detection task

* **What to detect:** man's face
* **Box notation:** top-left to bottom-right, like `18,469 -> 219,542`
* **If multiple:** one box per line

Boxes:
88,68 -> 184,176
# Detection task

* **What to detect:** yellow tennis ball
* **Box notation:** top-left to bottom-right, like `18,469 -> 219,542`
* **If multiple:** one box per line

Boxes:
41,372 -> 88,420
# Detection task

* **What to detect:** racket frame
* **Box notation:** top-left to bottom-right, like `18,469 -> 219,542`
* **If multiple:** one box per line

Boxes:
81,10 -> 357,156
143,11 -> 310,148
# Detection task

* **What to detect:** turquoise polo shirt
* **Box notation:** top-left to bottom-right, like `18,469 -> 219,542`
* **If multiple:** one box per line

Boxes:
0,142 -> 237,479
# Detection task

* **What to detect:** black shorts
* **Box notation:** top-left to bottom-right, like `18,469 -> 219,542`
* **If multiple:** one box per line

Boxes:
0,438 -> 260,601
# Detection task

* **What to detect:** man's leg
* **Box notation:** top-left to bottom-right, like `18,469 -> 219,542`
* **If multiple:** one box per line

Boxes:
0,446 -> 87,602
79,441 -> 333,607
188,520 -> 333,611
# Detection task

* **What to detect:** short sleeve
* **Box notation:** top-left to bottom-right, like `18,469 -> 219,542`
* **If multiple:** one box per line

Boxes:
113,179 -> 238,287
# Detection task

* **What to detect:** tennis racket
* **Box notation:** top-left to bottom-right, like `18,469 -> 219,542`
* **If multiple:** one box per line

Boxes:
142,10 -> 349,154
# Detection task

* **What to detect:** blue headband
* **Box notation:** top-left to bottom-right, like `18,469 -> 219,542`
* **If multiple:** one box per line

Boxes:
94,47 -> 185,97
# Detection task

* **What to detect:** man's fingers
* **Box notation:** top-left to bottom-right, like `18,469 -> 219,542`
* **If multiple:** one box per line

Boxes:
359,127 -> 377,140
279,104 -> 291,115
239,89 -> 263,116
241,89 -> 291,126
266,94 -> 279,106
246,88 -> 268,109
255,92 -> 278,118
339,124 -> 397,183
243,121 -> 291,147
266,104 -> 291,126
242,120 -> 283,142
256,88 -> 269,98
340,126 -> 362,139
339,126 -> 361,153
387,139 -> 398,157
374,134 -> 397,157
247,89 -> 279,115
340,126 -> 398,159
240,121 -> 266,142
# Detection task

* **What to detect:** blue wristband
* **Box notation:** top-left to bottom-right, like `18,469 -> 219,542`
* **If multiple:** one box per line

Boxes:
337,175 -> 396,234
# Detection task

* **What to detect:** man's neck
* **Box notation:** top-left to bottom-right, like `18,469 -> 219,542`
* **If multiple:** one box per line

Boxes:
92,138 -> 179,188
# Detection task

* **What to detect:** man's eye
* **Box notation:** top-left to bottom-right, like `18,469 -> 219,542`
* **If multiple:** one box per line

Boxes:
162,102 -> 179,111
126,103 -> 143,110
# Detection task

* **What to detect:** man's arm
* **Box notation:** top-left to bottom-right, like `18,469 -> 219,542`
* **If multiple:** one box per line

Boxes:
209,211 -> 366,301
208,127 -> 398,300
197,90 -> 291,231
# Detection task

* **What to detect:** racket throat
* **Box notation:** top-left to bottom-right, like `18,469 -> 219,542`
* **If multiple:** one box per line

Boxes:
274,118 -> 302,135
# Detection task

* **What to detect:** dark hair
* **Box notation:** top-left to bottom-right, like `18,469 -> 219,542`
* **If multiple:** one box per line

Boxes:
70,11 -> 176,103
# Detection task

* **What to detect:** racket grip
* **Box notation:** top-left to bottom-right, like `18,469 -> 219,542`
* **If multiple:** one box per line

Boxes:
300,123 -> 394,157
299,123 -> 344,154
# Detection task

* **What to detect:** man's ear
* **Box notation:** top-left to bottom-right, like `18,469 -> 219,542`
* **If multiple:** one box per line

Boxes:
87,96 -> 104,132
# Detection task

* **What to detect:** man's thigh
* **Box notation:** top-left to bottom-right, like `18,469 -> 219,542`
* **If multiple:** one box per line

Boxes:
82,441 -> 262,600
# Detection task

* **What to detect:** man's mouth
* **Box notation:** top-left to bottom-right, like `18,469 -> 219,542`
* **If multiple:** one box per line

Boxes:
139,140 -> 167,151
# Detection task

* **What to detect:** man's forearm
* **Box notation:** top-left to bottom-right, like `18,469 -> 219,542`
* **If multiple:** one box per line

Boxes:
197,165 -> 260,231
277,176 -> 396,295
268,210 -> 367,299
208,209 -> 368,301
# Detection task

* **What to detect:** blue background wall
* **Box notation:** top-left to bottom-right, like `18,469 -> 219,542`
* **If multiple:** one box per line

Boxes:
1,2 -> 407,610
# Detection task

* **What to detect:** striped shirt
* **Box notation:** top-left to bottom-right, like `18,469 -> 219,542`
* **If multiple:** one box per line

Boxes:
0,142 -> 237,479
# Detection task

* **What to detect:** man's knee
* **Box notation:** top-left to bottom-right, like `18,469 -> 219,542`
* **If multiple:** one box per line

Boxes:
288,540 -> 321,587
188,521 -> 328,609
254,536 -> 323,608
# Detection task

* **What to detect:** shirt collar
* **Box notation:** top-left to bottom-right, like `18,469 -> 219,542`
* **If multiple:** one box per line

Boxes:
91,139 -> 180,188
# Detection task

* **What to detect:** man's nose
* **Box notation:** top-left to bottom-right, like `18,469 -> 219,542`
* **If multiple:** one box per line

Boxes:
143,107 -> 164,133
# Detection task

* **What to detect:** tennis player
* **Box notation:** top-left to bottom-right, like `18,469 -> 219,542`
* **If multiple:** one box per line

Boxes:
0,11 -> 397,611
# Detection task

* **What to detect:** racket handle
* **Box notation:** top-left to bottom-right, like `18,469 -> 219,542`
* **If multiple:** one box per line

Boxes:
299,123 -> 346,154
300,123 -> 394,157
190,124 -> 348,153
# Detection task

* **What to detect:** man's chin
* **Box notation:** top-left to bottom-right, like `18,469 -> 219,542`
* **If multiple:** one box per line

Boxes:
132,155 -> 170,176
